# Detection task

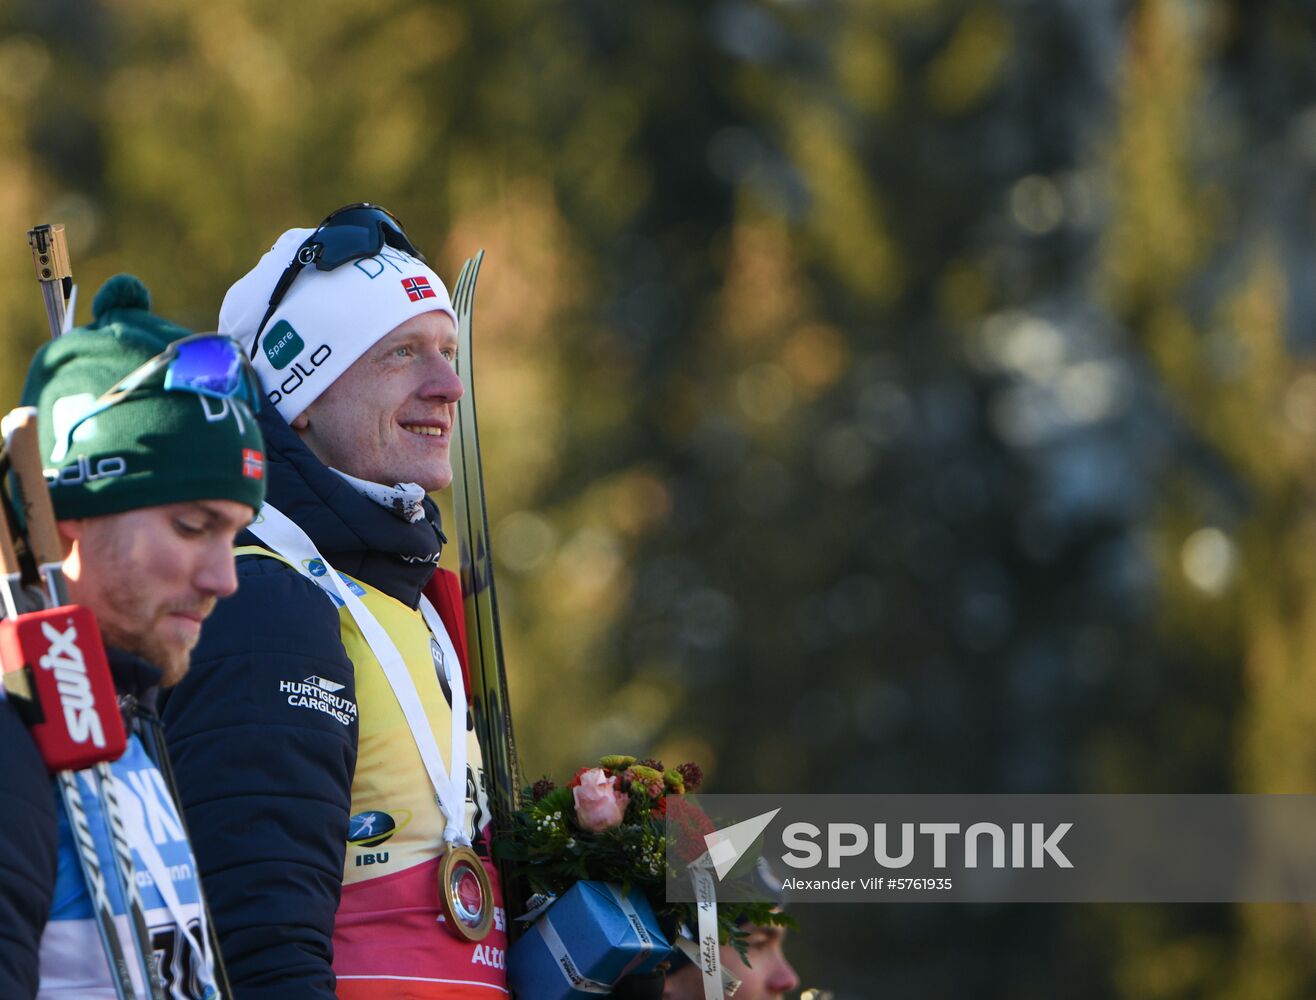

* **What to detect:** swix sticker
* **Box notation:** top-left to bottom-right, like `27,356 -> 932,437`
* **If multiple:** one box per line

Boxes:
38,619 -> 106,748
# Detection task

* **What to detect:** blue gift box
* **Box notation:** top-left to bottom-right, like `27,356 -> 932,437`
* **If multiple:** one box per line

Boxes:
508,881 -> 673,999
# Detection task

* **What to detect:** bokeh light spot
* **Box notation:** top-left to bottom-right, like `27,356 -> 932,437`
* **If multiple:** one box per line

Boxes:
1010,174 -> 1065,234
1180,527 -> 1237,596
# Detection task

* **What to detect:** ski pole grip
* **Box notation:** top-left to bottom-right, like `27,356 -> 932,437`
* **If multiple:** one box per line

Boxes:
5,408 -> 63,570
0,491 -> 18,579
0,484 -> 23,626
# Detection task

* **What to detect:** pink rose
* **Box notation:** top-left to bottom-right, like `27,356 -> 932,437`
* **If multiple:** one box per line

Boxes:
573,768 -> 628,832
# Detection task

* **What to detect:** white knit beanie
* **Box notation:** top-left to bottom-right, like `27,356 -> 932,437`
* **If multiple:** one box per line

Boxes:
219,227 -> 458,421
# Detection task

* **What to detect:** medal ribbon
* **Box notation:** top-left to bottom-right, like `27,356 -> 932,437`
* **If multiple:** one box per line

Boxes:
248,503 -> 471,846
675,937 -> 741,997
690,858 -> 725,1000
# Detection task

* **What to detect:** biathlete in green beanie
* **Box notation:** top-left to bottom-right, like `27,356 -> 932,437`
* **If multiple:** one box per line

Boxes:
0,273 -> 264,999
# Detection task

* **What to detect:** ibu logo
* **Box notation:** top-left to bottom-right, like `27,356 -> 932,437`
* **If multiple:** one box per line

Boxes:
263,320 -> 304,370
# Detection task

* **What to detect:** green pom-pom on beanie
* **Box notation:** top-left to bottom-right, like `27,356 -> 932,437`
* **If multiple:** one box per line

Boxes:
20,274 -> 267,520
91,273 -> 153,315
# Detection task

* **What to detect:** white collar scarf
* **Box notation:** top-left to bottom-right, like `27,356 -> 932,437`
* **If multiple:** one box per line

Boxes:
331,468 -> 429,524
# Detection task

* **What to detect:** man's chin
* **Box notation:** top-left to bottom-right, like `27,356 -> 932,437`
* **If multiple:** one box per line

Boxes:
420,461 -> 454,494
390,463 -> 452,494
157,656 -> 191,688
158,628 -> 201,686
109,629 -> 195,688
144,635 -> 193,687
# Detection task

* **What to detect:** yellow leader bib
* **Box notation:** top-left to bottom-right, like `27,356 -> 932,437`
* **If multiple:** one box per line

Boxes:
233,544 -> 491,875
234,544 -> 507,998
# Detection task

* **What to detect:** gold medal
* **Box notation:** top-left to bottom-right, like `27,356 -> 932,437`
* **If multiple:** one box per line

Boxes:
438,843 -> 494,942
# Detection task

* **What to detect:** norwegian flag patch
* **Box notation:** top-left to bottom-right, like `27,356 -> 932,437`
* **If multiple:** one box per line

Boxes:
242,448 -> 265,480
401,276 -> 436,302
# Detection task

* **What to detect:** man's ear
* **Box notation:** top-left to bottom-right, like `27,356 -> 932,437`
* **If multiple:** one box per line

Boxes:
291,411 -> 309,431
55,519 -> 82,557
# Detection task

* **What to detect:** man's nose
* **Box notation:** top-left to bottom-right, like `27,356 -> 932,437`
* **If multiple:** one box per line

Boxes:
195,545 -> 239,599
769,957 -> 800,994
422,352 -> 465,403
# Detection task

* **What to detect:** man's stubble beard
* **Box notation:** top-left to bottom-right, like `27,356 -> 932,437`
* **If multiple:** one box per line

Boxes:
96,577 -> 213,687
98,614 -> 190,687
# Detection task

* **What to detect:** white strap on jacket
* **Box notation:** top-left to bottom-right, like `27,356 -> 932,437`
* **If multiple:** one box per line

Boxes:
246,502 -> 471,846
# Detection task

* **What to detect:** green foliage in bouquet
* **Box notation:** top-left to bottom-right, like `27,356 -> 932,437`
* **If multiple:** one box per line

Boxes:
497,755 -> 792,958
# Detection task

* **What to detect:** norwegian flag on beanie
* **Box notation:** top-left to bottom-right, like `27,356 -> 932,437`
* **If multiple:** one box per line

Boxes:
401,276 -> 436,302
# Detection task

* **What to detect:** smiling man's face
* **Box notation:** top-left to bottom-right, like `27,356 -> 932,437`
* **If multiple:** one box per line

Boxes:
292,310 -> 464,492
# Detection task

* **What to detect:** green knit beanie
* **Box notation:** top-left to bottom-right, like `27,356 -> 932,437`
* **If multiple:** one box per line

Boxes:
20,274 -> 267,520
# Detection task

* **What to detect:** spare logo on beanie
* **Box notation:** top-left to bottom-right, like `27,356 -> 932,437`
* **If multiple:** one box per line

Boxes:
263,320 -> 306,370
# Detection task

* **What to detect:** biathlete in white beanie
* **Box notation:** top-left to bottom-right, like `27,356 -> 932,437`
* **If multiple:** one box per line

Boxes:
161,205 -> 508,1000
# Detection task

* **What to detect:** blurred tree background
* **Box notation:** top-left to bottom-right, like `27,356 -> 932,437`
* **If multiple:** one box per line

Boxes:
4,0 -> 1316,995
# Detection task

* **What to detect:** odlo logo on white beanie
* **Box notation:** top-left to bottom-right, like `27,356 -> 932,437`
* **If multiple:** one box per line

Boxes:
218,227 -> 458,422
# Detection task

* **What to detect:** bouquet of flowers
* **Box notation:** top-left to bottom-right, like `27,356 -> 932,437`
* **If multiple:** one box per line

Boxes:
498,753 -> 788,956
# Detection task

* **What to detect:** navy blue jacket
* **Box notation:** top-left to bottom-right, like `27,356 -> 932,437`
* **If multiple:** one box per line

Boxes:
0,646 -> 172,1000
0,693 -> 55,1000
161,407 -> 445,999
